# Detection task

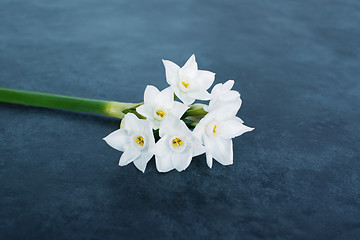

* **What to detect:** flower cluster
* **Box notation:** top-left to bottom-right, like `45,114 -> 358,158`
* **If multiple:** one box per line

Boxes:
104,54 -> 254,173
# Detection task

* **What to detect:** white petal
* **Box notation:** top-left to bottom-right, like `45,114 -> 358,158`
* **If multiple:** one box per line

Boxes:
203,135 -> 214,168
155,87 -> 174,108
103,129 -> 128,151
210,82 -> 223,96
162,59 -> 180,85
187,90 -> 211,101
190,138 -> 206,156
174,89 -> 195,105
181,54 -> 198,77
144,85 -> 160,104
222,80 -> 235,92
121,113 -> 140,132
141,118 -> 154,133
209,97 -> 241,114
172,150 -> 193,172
132,117 -> 153,133
206,151 -> 213,168
221,118 -> 254,139
155,154 -> 174,173
119,150 -> 141,166
136,104 -> 154,120
221,90 -> 240,102
170,118 -> 191,135
193,110 -> 216,140
204,137 -> 233,166
133,153 -> 153,173
192,121 -> 206,141
195,70 -> 215,90
152,136 -> 168,155
159,116 -> 190,138
143,121 -> 156,149
170,101 -> 189,118
215,101 -> 241,121
153,137 -> 175,172
193,145 -> 206,157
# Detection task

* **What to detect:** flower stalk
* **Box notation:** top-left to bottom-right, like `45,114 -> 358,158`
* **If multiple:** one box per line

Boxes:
0,87 -> 206,123
0,87 -> 141,119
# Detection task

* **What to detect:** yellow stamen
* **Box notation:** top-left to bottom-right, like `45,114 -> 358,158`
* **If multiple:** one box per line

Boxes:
135,136 -> 144,146
156,110 -> 165,118
182,81 -> 189,88
172,138 -> 183,147
213,125 -> 217,133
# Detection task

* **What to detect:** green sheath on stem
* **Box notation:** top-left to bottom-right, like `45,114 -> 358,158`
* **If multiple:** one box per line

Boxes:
0,87 -> 140,119
182,103 -> 208,117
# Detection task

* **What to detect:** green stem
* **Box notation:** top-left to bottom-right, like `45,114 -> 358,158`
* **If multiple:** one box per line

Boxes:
0,87 -> 141,119
0,87 -> 207,126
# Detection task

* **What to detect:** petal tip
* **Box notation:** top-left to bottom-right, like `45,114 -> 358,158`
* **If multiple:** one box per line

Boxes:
245,126 -> 255,132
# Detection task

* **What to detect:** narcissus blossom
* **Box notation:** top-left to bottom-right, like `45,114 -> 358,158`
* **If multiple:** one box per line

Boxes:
102,55 -> 254,173
103,113 -> 155,172
162,54 -> 215,105
136,85 -> 188,129
193,102 -> 254,168
204,80 -> 242,112
153,117 -> 205,172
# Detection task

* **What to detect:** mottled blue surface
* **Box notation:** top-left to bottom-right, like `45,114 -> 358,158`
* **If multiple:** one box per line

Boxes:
1,0 -> 360,239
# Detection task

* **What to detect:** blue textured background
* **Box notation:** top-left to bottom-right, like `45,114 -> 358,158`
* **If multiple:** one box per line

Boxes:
1,0 -> 360,239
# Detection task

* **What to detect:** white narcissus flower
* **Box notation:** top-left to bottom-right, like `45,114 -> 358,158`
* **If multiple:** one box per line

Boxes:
162,54 -> 215,105
153,117 -> 205,172
193,102 -> 254,168
204,80 -> 242,112
136,85 -> 188,130
103,113 -> 155,172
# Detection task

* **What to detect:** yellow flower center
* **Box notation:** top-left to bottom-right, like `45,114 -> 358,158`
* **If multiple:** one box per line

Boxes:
182,81 -> 189,88
213,125 -> 217,133
156,110 -> 165,118
172,138 -> 183,147
135,136 -> 144,146
206,121 -> 220,136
